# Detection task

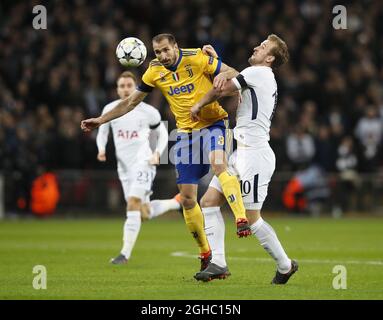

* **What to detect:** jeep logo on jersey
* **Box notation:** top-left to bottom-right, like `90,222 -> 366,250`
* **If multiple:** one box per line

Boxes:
168,84 -> 195,96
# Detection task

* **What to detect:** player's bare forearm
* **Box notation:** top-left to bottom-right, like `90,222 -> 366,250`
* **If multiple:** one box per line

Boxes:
214,63 -> 239,90
220,63 -> 239,79
195,88 -> 220,111
100,90 -> 146,124
191,88 -> 222,121
81,90 -> 147,131
192,80 -> 238,116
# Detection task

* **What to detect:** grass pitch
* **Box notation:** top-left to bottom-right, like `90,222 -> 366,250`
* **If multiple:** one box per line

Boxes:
0,214 -> 382,300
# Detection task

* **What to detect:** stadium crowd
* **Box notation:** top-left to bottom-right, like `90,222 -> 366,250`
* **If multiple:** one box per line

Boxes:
1,0 -> 383,213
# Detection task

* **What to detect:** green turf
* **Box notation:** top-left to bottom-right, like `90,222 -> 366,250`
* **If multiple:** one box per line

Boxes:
0,215 -> 382,300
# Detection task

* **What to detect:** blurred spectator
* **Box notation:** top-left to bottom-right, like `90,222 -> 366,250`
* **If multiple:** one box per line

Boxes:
286,125 -> 316,170
54,106 -> 87,169
282,165 -> 330,215
314,125 -> 336,172
354,107 -> 382,172
299,100 -> 318,136
353,106 -> 382,211
334,136 -> 360,213
30,166 -> 60,217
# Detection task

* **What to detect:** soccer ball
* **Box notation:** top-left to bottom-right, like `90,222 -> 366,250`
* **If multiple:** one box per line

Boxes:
116,37 -> 147,67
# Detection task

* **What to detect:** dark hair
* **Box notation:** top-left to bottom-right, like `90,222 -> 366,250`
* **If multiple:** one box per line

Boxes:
117,71 -> 137,84
267,34 -> 289,69
152,33 -> 176,45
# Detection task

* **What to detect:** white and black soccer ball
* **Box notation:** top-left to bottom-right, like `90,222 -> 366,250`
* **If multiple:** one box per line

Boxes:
116,37 -> 147,67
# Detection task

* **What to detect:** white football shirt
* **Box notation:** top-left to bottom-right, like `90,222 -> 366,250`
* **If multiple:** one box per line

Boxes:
96,100 -> 162,170
231,66 -> 278,148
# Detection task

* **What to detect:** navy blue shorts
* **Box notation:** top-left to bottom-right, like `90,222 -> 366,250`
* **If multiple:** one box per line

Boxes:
174,119 -> 229,184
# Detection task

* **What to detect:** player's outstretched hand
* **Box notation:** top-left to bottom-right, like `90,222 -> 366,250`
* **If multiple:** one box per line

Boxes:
81,118 -> 102,132
213,73 -> 227,91
202,44 -> 218,58
190,104 -> 201,122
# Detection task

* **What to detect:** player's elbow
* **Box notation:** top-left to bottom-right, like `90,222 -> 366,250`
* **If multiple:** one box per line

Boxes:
200,193 -> 221,208
180,195 -> 197,209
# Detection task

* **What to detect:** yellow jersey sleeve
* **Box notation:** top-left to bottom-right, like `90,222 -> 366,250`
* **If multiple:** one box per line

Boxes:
138,61 -> 157,92
196,49 -> 222,76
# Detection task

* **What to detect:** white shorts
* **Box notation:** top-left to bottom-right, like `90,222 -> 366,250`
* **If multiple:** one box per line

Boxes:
209,145 -> 275,210
118,163 -> 156,203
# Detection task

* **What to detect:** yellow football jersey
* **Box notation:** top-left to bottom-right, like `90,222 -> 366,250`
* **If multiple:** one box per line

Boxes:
138,48 -> 228,132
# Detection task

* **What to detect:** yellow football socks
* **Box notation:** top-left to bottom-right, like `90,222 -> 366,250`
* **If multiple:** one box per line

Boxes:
183,204 -> 210,254
218,171 -> 247,220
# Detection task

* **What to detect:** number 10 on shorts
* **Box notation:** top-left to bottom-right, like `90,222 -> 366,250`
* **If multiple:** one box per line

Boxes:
240,174 -> 259,203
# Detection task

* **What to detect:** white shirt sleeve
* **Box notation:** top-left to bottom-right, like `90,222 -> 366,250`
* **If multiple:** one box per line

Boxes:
231,66 -> 266,90
96,106 -> 111,153
152,122 -> 168,156
145,105 -> 162,129
354,119 -> 363,141
144,104 -> 168,155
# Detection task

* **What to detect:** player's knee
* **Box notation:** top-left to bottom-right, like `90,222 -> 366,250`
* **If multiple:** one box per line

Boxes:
246,210 -> 261,225
211,163 -> 226,176
127,197 -> 142,211
140,204 -> 150,222
180,195 -> 196,209
200,194 -> 220,208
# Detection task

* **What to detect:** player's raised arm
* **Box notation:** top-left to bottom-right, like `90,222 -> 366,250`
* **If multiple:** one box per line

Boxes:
202,44 -> 239,90
80,90 -> 147,132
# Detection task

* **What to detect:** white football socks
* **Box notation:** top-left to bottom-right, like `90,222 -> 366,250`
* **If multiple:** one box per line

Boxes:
202,206 -> 227,268
121,211 -> 141,259
250,217 -> 291,274
149,199 -> 181,219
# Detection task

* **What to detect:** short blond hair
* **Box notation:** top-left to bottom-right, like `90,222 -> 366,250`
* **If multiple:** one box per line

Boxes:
117,71 -> 137,84
267,34 -> 289,69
